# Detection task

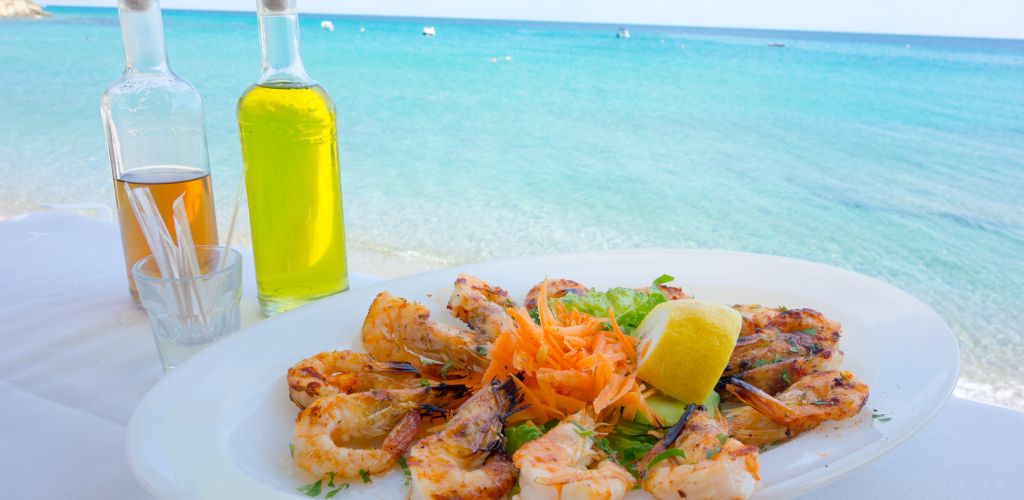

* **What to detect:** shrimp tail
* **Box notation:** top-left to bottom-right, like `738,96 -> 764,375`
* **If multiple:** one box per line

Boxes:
637,403 -> 698,478
726,377 -> 798,426
382,411 -> 421,456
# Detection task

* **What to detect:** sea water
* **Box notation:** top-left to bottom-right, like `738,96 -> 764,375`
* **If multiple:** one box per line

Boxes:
1,7 -> 1022,408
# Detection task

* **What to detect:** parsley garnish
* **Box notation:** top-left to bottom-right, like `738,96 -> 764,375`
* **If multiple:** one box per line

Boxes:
778,306 -> 789,311
798,327 -> 816,336
358,469 -> 372,483
811,400 -> 829,406
289,443 -> 295,458
872,411 -> 892,422
475,345 -> 488,356
324,484 -> 348,498
716,433 -> 728,444
649,448 -> 686,467
325,472 -> 336,487
706,446 -> 722,459
570,421 -> 595,438
440,360 -> 454,380
419,379 -> 431,387
296,479 -> 323,497
398,456 -> 411,484
781,369 -> 792,385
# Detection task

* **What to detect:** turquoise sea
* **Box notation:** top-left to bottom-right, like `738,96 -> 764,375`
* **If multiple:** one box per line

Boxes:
1,7 -> 1022,408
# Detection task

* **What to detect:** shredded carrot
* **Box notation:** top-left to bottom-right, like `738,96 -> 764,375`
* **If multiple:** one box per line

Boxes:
478,285 -> 653,424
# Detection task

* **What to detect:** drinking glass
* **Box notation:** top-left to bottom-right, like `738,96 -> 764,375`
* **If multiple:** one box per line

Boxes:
132,245 -> 242,372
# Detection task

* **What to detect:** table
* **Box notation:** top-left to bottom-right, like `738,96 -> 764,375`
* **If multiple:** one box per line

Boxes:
1,212 -> 1021,499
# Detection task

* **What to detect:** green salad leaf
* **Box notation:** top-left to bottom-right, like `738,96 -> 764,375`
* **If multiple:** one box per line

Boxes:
605,420 -> 660,477
504,419 -> 558,453
553,275 -> 677,333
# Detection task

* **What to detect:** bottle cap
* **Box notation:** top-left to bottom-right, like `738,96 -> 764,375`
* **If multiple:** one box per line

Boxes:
260,0 -> 292,13
122,0 -> 150,11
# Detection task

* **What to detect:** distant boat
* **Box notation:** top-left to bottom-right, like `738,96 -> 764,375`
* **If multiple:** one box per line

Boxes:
320,21 -> 334,32
617,28 -> 631,39
767,42 -> 785,47
422,26 -> 436,37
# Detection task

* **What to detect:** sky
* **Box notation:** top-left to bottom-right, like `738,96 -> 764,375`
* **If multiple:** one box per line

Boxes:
46,0 -> 1024,40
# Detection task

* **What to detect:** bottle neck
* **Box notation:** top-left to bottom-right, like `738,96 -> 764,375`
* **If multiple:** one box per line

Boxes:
257,0 -> 310,85
118,0 -> 171,76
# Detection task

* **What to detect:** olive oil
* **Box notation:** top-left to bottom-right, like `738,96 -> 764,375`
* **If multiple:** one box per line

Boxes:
238,84 -> 347,314
238,0 -> 347,315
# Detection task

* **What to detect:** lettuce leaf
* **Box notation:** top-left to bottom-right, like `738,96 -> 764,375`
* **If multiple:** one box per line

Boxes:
503,419 -> 558,453
553,274 -> 675,333
604,419 -> 660,477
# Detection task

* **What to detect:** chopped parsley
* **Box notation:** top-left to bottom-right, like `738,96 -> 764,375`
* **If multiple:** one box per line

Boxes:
781,369 -> 793,385
648,448 -> 686,468
324,484 -> 349,498
475,345 -> 488,356
811,400 -> 829,406
706,446 -> 722,459
289,443 -> 295,458
325,472 -> 336,488
778,306 -> 789,311
798,327 -> 817,336
440,360 -> 454,380
358,469 -> 372,484
296,479 -> 323,497
716,433 -> 728,444
571,421 -> 596,438
418,379 -> 431,387
398,456 -> 411,484
872,411 -> 892,422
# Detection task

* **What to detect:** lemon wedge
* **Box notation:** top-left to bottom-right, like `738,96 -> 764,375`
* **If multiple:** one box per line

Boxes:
634,300 -> 742,405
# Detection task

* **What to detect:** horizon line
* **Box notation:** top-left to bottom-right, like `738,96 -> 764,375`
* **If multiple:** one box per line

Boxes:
43,4 -> 1024,43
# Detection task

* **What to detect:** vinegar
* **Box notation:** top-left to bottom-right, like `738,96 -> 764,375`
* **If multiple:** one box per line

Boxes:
237,83 -> 348,315
113,165 -> 219,302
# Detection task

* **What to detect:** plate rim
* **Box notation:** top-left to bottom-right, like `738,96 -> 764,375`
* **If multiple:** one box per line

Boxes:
126,248 -> 961,499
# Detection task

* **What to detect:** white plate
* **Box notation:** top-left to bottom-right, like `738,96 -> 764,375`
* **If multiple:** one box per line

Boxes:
127,250 -> 959,499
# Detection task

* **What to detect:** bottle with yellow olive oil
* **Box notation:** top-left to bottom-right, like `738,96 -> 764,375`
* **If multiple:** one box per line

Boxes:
237,0 -> 347,315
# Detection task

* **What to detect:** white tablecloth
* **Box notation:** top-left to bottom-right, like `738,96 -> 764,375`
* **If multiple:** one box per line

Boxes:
1,212 -> 1021,499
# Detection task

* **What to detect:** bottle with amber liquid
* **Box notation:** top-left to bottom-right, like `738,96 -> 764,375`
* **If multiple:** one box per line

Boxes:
237,0 -> 348,316
101,0 -> 218,303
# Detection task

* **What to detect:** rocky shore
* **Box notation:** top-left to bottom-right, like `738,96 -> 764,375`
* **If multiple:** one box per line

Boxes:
0,0 -> 49,18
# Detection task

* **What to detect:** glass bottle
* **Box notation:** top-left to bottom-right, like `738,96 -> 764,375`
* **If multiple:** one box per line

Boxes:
101,0 -> 218,303
237,0 -> 348,316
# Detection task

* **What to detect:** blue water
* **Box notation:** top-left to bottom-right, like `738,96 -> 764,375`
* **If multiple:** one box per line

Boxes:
2,7 -> 1023,407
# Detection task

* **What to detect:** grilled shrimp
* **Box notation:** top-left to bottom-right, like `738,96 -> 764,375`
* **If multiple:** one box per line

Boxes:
726,370 -> 869,447
724,307 -> 842,378
721,349 -> 843,399
408,378 -> 522,500
448,274 -> 517,342
291,386 -> 465,478
637,404 -> 759,500
524,279 -> 589,310
513,409 -> 635,500
361,292 -> 489,379
287,350 -> 422,409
